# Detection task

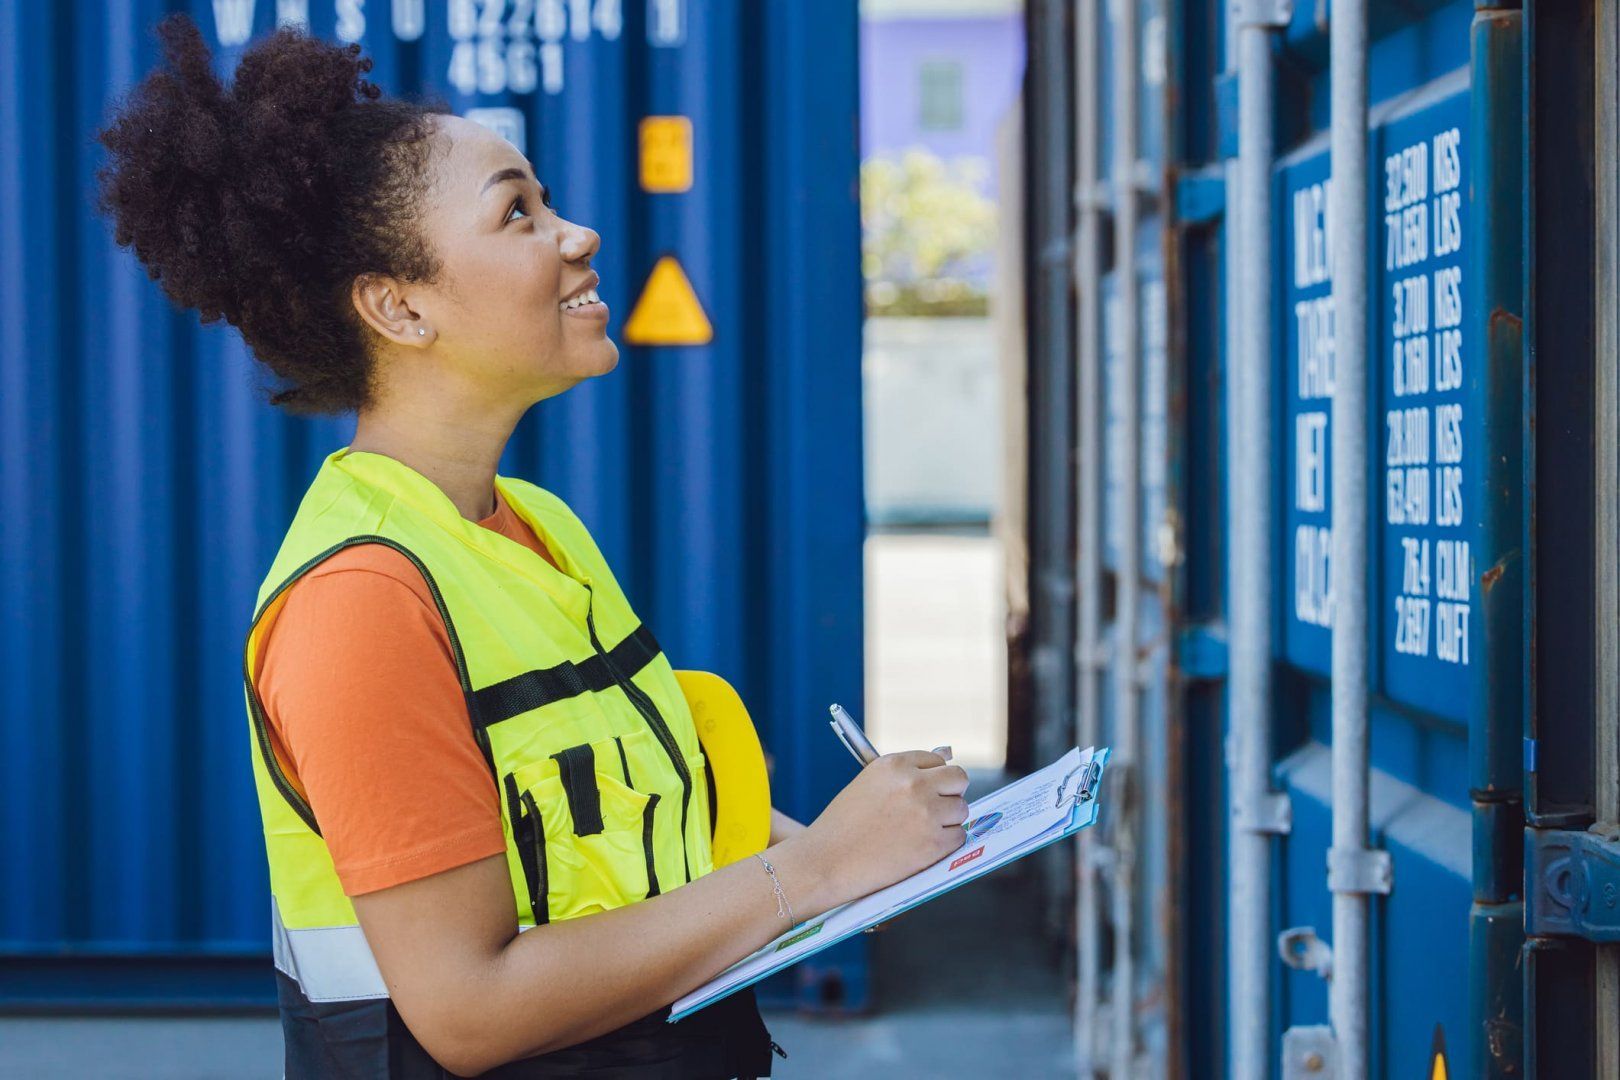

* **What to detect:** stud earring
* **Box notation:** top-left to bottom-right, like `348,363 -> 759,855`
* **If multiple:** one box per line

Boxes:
417,328 -> 427,336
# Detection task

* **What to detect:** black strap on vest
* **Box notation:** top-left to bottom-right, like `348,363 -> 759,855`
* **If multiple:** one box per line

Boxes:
551,743 -> 604,836
473,625 -> 663,727
246,534 -> 485,838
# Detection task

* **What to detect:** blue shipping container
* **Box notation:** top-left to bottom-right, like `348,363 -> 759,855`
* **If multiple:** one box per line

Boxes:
0,0 -> 867,1011
1031,0 -> 1613,1075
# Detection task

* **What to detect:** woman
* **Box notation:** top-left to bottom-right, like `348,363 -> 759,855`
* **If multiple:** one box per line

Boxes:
96,16 -> 969,1079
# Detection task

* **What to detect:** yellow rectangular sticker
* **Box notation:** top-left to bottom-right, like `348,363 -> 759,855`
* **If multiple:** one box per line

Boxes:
639,116 -> 693,193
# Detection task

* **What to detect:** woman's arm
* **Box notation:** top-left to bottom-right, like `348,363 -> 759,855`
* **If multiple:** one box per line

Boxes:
769,806 -> 807,845
354,750 -> 969,1077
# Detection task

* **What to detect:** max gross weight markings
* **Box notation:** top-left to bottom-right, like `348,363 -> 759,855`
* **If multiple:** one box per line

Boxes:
1282,84 -> 1474,720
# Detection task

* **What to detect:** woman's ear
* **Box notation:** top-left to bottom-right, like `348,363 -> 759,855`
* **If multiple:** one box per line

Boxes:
351,273 -> 435,347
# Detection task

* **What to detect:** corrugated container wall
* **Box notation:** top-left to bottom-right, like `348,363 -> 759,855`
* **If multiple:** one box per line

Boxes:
1026,0 -> 1617,1075
0,0 -> 867,1009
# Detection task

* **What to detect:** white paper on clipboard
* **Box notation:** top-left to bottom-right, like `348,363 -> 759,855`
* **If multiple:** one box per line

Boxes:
668,744 -> 1111,1022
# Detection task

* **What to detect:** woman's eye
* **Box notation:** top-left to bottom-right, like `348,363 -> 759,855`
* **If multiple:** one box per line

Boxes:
507,187 -> 554,224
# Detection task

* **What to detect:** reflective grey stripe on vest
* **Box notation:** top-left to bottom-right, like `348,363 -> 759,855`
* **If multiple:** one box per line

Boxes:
271,898 -> 387,1003
271,899 -> 539,1004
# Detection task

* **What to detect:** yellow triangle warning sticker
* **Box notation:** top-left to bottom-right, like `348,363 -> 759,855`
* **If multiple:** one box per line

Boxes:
622,256 -> 713,346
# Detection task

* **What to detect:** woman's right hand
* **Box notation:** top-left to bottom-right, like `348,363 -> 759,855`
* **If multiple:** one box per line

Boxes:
799,749 -> 971,906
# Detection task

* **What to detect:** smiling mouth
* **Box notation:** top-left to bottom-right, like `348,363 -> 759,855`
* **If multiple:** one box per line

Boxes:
560,288 -> 603,312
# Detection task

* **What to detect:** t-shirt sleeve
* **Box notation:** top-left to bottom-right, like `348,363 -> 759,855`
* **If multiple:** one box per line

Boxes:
256,551 -> 507,896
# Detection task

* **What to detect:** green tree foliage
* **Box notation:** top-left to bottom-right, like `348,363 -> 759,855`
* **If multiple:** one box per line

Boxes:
861,149 -> 997,315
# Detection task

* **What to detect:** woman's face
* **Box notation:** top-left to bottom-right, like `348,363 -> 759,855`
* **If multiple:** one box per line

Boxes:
390,113 -> 619,406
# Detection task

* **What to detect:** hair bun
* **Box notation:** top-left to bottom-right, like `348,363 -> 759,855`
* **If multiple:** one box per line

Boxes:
97,15 -> 385,325
96,14 -> 446,415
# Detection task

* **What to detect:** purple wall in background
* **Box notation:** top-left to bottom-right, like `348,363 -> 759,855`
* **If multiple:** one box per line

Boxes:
859,14 -> 1025,184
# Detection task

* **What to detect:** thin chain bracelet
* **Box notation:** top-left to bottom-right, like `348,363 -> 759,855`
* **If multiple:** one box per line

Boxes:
752,852 -> 795,923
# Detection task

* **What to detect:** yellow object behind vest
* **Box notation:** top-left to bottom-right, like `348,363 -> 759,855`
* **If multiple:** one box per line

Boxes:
675,671 -> 771,868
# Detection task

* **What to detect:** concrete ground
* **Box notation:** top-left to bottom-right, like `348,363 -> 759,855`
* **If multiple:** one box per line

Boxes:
0,856 -> 1071,1079
2,532 -> 1071,1077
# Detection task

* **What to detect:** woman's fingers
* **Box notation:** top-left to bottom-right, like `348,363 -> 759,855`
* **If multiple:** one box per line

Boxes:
885,749 -> 949,770
928,763 -> 971,797
936,794 -> 969,826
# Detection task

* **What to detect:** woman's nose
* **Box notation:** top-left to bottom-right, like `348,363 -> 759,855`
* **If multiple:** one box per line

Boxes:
559,220 -> 601,264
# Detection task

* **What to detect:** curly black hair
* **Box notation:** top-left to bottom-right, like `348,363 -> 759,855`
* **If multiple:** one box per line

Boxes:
95,14 -> 451,415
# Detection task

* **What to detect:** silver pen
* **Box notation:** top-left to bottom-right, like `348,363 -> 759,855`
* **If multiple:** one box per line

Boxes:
828,703 -> 880,766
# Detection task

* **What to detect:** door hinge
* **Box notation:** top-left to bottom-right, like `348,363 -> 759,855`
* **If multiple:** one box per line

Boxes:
1328,846 -> 1394,895
1235,790 -> 1292,836
1525,826 -> 1620,942
1176,622 -> 1229,680
1232,0 -> 1293,29
1175,168 -> 1227,226
1282,1025 -> 1338,1078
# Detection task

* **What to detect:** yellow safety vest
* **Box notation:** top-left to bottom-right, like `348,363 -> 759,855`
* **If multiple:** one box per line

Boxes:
241,447 -> 775,1076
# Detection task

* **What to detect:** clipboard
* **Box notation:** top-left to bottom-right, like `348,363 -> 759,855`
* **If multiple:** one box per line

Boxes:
668,744 -> 1111,1022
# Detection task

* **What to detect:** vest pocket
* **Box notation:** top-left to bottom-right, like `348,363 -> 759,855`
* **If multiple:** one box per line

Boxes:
685,750 -> 716,880
511,752 -> 655,921
519,791 -> 549,924
609,734 -> 663,898
641,792 -> 662,898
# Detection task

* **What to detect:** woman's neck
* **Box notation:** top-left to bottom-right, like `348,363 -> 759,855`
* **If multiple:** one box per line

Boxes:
349,402 -> 518,522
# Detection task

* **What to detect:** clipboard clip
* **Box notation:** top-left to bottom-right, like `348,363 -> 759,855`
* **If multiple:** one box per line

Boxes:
1055,758 -> 1104,809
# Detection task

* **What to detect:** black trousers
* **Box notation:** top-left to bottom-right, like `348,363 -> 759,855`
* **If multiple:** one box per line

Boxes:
278,970 -> 780,1079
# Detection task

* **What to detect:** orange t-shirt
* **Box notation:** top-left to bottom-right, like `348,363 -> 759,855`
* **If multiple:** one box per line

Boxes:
255,487 -> 559,896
